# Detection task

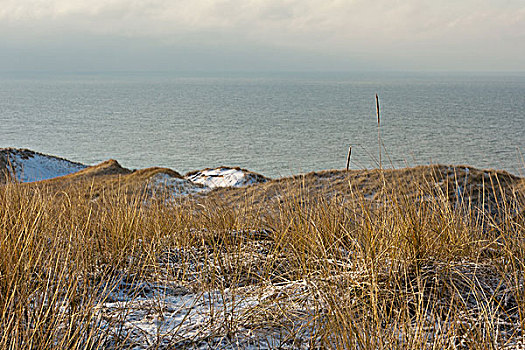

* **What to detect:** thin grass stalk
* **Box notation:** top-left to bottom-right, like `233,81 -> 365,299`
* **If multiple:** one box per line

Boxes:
376,93 -> 382,170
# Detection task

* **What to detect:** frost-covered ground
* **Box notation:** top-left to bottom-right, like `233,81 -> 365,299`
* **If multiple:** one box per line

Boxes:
94,280 -> 315,349
186,167 -> 268,189
88,235 -> 319,349
1,148 -> 87,182
86,243 -> 525,349
149,167 -> 269,198
1,148 -> 269,193
149,173 -> 208,197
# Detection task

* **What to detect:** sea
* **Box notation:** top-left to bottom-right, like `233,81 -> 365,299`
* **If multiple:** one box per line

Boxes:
1,71 -> 524,178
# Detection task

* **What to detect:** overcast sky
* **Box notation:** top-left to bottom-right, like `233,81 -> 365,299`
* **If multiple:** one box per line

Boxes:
1,0 -> 524,72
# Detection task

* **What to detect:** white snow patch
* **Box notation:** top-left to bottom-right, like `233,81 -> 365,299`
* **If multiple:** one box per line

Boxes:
148,173 -> 208,198
3,149 -> 87,183
186,167 -> 267,189
2,149 -> 270,192
94,281 -> 315,349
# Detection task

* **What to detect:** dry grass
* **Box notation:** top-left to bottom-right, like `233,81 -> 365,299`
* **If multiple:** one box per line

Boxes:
1,165 -> 524,349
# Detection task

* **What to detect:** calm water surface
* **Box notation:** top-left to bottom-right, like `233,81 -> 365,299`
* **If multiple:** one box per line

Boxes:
1,72 -> 524,177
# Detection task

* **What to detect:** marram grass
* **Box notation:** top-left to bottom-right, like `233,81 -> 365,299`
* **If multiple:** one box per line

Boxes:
0,166 -> 524,349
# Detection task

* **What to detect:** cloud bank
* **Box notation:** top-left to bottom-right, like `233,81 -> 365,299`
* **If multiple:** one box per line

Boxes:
1,0 -> 524,71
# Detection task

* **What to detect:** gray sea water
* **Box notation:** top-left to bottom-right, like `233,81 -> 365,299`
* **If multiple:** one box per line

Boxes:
1,72 -> 524,177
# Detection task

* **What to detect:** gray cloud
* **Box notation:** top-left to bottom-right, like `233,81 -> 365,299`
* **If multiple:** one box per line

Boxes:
1,0 -> 524,71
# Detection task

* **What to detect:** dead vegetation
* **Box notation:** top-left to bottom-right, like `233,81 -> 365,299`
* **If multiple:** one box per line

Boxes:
0,165 -> 524,349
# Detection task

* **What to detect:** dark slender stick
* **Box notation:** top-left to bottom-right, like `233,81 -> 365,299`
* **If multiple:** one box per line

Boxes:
346,146 -> 352,171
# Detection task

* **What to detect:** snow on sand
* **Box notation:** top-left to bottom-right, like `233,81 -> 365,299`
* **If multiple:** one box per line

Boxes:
95,280 -> 314,349
1,148 -> 87,183
186,167 -> 268,189
148,173 -> 207,197
1,148 -> 269,194
148,167 -> 269,198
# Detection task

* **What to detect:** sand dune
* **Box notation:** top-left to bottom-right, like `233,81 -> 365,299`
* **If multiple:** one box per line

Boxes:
0,148 -> 87,183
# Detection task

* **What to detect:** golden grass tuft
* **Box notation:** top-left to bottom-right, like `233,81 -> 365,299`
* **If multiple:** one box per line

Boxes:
0,165 -> 524,349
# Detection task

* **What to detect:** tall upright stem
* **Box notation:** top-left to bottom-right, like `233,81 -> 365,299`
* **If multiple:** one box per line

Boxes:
376,93 -> 381,170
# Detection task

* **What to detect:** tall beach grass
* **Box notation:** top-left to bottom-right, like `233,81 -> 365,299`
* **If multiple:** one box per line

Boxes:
0,167 -> 524,349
